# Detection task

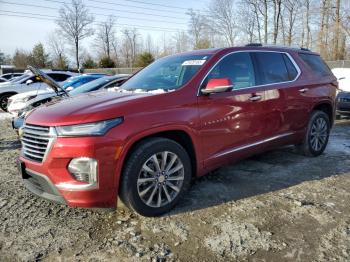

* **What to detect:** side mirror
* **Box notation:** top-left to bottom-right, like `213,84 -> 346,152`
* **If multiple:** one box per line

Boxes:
201,78 -> 233,95
26,79 -> 33,85
338,77 -> 346,81
66,86 -> 73,91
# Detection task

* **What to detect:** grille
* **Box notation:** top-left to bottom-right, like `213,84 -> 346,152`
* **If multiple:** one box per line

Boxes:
339,98 -> 350,102
21,124 -> 55,163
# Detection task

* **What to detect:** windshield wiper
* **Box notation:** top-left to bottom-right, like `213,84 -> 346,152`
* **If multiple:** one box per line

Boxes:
27,66 -> 70,97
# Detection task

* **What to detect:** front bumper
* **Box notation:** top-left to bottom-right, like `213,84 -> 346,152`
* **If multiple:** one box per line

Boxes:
19,161 -> 66,204
19,134 -> 123,208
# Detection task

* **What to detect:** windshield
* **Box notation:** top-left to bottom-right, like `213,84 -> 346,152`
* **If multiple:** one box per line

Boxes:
69,76 -> 116,96
121,54 -> 211,91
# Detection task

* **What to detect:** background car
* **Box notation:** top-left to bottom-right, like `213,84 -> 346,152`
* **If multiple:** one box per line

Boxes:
0,70 -> 76,111
62,73 -> 108,91
12,74 -> 130,129
8,74 -> 108,115
332,68 -> 350,118
0,77 -> 8,83
0,73 -> 24,80
332,68 -> 350,92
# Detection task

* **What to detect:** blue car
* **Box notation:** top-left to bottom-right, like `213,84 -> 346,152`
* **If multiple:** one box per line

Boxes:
62,74 -> 107,91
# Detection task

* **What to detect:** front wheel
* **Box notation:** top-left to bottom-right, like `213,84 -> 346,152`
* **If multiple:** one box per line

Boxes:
297,110 -> 330,156
119,137 -> 192,217
0,94 -> 14,112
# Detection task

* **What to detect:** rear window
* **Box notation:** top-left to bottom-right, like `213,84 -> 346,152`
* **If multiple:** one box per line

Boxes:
48,73 -> 71,82
282,54 -> 299,80
299,53 -> 332,77
254,52 -> 290,84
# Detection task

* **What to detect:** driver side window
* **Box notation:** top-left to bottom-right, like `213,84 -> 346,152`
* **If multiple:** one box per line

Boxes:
205,52 -> 256,90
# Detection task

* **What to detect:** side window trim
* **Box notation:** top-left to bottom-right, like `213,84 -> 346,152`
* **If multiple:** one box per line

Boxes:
197,50 -> 301,96
250,52 -> 263,86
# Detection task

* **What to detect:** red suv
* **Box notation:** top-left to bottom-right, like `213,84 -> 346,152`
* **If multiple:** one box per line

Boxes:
19,45 -> 337,216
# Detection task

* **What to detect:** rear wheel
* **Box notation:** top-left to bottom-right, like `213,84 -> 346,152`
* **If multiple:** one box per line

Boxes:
119,137 -> 192,217
297,110 -> 330,156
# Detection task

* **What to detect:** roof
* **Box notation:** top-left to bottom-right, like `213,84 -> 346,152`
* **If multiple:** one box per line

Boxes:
170,44 -> 317,58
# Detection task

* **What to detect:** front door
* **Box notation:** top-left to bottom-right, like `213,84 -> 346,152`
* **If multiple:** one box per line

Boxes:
198,52 -> 267,168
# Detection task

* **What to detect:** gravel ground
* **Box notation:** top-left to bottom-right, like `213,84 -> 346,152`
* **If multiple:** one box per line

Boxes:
0,115 -> 349,262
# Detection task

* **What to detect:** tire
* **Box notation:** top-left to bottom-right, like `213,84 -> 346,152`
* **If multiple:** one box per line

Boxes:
297,110 -> 330,157
0,93 -> 16,112
119,137 -> 192,217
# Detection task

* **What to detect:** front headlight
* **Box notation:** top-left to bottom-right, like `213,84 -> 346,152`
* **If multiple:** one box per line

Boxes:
56,117 -> 123,137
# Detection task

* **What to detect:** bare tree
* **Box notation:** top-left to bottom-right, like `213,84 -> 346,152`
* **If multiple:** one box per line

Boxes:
318,0 -> 331,59
208,0 -> 238,46
247,0 -> 268,43
333,0 -> 341,60
173,31 -> 190,53
304,0 -> 312,48
56,0 -> 94,69
47,30 -> 68,69
245,0 -> 263,43
237,2 -> 257,43
262,0 -> 268,43
272,0 -> 282,44
144,34 -> 154,54
95,16 -> 116,59
122,29 -> 139,67
187,9 -> 211,49
282,0 -> 301,46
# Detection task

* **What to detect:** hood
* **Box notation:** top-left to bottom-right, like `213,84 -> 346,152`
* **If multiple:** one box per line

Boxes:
28,66 -> 68,96
26,90 -> 152,126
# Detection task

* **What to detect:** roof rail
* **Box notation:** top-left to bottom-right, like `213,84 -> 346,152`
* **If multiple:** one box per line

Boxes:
245,43 -> 312,52
245,43 -> 263,47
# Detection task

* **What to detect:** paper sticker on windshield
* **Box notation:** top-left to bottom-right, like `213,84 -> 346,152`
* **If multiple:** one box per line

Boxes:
182,60 -> 206,66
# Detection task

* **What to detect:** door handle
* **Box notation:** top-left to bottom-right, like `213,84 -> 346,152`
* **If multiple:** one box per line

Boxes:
249,95 -> 262,101
299,88 -> 309,93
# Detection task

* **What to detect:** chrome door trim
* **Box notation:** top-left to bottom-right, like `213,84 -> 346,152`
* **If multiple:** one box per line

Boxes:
212,132 -> 295,159
197,50 -> 301,96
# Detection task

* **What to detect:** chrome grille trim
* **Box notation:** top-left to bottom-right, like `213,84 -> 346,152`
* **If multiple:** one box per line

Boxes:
20,124 -> 56,163
22,133 -> 50,141
21,137 -> 48,145
24,125 -> 49,132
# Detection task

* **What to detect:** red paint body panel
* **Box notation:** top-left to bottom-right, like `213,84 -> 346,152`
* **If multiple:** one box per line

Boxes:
21,47 -> 337,208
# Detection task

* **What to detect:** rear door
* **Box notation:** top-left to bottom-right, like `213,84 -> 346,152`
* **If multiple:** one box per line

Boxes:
198,52 -> 266,168
252,51 -> 308,135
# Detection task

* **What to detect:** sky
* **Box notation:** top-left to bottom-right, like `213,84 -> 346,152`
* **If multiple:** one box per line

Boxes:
0,0 -> 211,57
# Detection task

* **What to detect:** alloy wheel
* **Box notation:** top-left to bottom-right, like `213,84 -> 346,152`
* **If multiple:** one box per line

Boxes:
0,96 -> 9,111
310,117 -> 328,152
137,151 -> 185,208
